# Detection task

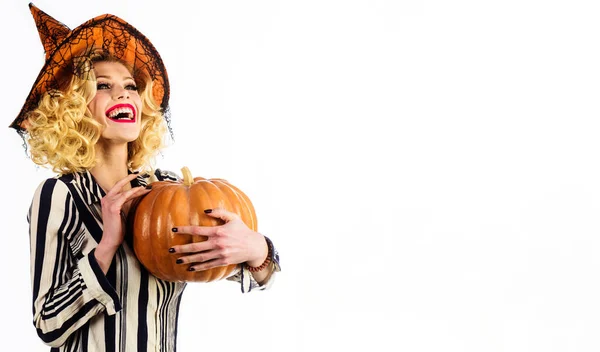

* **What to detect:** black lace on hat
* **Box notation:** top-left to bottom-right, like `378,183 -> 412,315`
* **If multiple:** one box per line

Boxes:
10,3 -> 172,140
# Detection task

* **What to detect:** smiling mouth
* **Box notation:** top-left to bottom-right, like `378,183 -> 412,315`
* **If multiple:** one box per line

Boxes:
106,104 -> 136,123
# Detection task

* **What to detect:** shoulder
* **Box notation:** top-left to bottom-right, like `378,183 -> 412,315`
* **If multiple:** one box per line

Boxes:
32,174 -> 74,197
29,174 -> 76,211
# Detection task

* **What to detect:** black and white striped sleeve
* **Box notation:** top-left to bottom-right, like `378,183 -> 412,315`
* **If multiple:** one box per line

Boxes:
227,236 -> 281,293
28,178 -> 121,347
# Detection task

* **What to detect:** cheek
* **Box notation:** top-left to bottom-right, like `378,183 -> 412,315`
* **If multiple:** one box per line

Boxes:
87,96 -> 105,120
134,96 -> 143,116
87,102 -> 99,119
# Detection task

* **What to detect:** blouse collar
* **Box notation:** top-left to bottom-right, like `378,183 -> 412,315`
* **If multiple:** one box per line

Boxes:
74,169 -> 148,205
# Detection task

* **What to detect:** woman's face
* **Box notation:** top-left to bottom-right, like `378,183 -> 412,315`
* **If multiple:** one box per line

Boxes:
87,61 -> 143,144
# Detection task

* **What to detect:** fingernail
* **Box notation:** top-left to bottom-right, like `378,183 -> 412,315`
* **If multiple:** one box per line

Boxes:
168,248 -> 175,253
204,209 -> 212,214
172,227 -> 178,232
188,267 -> 195,271
176,259 -> 183,264
145,185 -> 153,189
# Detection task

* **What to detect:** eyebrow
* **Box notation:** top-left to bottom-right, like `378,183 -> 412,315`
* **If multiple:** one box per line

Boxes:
96,75 -> 135,81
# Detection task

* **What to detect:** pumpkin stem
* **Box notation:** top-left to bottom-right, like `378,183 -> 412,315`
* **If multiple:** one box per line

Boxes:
148,169 -> 159,183
181,166 -> 193,186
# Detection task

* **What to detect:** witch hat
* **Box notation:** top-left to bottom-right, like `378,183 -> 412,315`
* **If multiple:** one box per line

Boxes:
9,3 -> 170,133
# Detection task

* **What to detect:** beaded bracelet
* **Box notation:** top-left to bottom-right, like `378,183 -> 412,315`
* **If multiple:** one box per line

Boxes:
246,242 -> 272,272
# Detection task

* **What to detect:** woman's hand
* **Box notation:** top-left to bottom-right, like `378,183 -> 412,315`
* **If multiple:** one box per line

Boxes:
95,173 -> 151,273
170,208 -> 269,272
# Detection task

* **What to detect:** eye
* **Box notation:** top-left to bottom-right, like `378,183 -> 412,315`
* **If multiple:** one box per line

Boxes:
97,82 -> 110,90
125,84 -> 139,91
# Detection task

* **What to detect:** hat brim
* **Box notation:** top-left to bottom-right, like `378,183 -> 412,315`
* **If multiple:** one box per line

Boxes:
10,14 -> 170,132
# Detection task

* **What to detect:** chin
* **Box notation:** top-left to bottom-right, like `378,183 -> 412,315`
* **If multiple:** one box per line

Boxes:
124,132 -> 142,141
101,132 -> 141,144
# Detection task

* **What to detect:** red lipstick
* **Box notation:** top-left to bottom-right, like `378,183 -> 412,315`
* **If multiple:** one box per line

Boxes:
105,103 -> 137,123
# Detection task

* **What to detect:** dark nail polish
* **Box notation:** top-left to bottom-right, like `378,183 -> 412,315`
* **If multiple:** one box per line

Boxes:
176,259 -> 183,264
145,185 -> 153,189
204,209 -> 212,214
172,228 -> 178,232
188,267 -> 195,271
168,248 -> 175,253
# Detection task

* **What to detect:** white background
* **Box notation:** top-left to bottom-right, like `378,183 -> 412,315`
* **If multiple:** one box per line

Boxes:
1,0 -> 600,351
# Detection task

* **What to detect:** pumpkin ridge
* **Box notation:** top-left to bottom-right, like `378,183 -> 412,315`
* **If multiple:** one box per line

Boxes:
184,182 -> 195,281
174,183 -> 194,281
152,185 -> 177,281
189,180 -> 214,281
208,181 -> 230,282
165,185 -> 182,281
219,181 -> 257,231
134,187 -> 160,278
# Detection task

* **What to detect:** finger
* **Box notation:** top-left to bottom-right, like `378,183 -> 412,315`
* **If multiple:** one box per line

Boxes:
188,259 -> 230,272
204,207 -> 239,223
102,187 -> 146,214
173,225 -> 218,236
107,187 -> 150,212
106,173 -> 140,196
117,186 -> 151,204
175,249 -> 221,265
169,240 -> 213,254
124,186 -> 152,201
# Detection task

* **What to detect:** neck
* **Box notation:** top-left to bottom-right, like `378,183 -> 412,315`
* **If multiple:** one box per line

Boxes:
90,142 -> 131,193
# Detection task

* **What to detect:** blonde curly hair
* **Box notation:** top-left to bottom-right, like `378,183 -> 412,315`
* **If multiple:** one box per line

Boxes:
25,50 -> 167,174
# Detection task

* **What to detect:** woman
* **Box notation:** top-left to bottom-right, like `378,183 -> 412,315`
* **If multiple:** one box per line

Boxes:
10,4 -> 280,351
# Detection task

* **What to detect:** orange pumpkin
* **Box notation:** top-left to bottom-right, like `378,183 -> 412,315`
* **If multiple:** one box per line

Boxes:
131,167 -> 257,282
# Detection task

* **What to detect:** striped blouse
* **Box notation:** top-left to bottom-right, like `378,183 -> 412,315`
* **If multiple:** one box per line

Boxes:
27,169 -> 280,352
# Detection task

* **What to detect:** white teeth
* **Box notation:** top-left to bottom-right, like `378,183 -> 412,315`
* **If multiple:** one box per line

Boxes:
107,107 -> 134,119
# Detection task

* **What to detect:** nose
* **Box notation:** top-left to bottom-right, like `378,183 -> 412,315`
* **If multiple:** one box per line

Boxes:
113,86 -> 130,100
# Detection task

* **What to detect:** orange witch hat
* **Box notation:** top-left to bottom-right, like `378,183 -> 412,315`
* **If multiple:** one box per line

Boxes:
9,3 -> 170,133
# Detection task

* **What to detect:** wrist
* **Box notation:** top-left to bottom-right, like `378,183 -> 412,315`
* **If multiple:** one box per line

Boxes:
246,235 -> 268,268
97,240 -> 120,255
246,235 -> 271,272
95,242 -> 119,274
